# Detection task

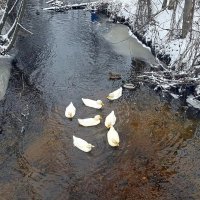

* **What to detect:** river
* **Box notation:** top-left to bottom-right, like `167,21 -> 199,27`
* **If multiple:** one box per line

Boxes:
0,0 -> 199,199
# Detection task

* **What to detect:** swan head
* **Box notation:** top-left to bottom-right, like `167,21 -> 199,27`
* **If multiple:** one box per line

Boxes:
107,94 -> 114,100
97,100 -> 104,106
111,135 -> 120,146
106,123 -> 113,129
112,140 -> 119,146
109,125 -> 114,129
87,144 -> 95,148
94,115 -> 102,120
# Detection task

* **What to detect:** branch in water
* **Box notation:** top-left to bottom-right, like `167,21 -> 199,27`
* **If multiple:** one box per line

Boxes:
8,0 -> 20,15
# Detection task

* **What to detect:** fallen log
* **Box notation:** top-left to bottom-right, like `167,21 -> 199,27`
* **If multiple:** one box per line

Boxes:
43,3 -> 89,11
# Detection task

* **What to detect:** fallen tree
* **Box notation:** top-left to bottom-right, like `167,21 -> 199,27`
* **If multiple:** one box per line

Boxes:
43,0 -> 89,12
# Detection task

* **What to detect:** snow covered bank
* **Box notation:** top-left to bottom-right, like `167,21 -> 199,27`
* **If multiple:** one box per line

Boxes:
102,0 -> 200,70
0,56 -> 11,100
97,0 -> 200,109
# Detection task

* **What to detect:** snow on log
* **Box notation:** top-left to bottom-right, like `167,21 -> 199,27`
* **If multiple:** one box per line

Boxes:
46,0 -> 55,4
187,95 -> 200,110
43,2 -> 97,11
43,6 -> 69,11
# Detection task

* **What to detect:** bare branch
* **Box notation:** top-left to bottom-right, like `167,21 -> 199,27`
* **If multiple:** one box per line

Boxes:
6,0 -> 25,39
1,0 -> 26,54
0,0 -> 12,34
8,0 -> 20,15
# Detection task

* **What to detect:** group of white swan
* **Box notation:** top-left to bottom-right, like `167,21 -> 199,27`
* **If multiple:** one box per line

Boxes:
65,87 -> 122,152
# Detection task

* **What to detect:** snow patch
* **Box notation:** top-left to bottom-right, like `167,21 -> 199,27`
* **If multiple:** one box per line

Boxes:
170,93 -> 180,99
0,56 -> 12,100
196,85 -> 200,95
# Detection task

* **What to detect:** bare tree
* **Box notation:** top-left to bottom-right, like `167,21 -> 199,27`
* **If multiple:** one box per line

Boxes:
0,0 -> 27,54
135,0 -> 152,33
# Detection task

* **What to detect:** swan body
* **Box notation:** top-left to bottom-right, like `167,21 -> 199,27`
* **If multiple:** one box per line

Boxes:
73,136 -> 94,152
65,102 -> 76,118
105,111 -> 116,128
78,115 -> 102,127
107,87 -> 122,100
107,126 -> 120,147
82,98 -> 104,109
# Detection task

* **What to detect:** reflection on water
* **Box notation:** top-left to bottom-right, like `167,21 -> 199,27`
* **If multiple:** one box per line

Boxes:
0,0 -> 199,199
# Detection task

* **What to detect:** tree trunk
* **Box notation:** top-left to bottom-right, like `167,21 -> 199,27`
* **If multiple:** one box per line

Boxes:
135,0 -> 152,33
162,0 -> 168,8
147,0 -> 152,20
182,0 -> 195,38
168,0 -> 177,10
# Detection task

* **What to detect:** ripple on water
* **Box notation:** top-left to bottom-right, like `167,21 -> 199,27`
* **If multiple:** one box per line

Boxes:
58,87 -> 198,199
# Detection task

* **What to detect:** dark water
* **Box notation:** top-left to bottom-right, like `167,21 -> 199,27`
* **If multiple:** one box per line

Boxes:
0,0 -> 199,199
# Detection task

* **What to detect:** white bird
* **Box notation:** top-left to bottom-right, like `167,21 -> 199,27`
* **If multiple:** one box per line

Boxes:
82,98 -> 104,109
65,102 -> 76,119
107,126 -> 120,147
78,115 -> 102,127
73,136 -> 95,152
105,111 -> 116,128
107,87 -> 122,100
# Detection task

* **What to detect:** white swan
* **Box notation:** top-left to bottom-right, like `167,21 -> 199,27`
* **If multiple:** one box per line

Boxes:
65,102 -> 76,118
107,87 -> 122,100
78,115 -> 102,127
107,126 -> 120,147
105,111 -> 116,128
73,136 -> 94,152
82,98 -> 104,109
